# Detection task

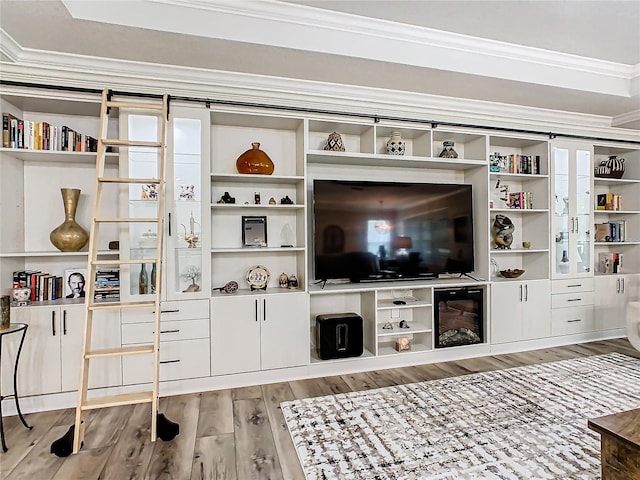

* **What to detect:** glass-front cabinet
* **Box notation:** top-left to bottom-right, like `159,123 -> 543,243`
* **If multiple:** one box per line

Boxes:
551,142 -> 593,278
120,106 -> 210,301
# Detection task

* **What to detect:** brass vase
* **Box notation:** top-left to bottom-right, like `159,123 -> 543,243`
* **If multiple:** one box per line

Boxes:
50,188 -> 89,251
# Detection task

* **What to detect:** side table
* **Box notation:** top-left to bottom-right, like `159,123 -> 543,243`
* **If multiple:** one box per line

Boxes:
0,323 -> 32,451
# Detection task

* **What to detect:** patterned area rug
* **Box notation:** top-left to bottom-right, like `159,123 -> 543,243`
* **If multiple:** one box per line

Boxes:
281,353 -> 640,479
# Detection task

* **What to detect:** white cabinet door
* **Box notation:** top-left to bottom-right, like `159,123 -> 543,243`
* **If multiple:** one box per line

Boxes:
61,306 -> 122,392
211,295 -> 261,375
521,280 -> 551,340
491,282 -> 522,344
491,280 -> 550,344
595,275 -> 637,331
260,292 -> 309,370
1,307 -> 62,396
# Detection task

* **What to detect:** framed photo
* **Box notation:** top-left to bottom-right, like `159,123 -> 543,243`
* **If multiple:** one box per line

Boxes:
242,216 -> 267,247
64,268 -> 88,299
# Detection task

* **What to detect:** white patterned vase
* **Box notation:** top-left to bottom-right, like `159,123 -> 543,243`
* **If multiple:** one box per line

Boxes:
386,131 -> 405,155
323,131 -> 345,152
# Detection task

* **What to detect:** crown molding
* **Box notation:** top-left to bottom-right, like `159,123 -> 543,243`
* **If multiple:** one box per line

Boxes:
4,45 -> 628,137
0,29 -> 22,63
612,110 -> 640,129
60,0 -> 637,98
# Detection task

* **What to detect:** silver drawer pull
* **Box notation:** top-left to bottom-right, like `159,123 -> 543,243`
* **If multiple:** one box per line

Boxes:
160,329 -> 180,334
567,319 -> 582,323
160,359 -> 180,364
567,298 -> 582,302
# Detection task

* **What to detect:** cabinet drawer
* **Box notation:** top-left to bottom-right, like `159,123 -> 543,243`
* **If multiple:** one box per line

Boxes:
122,338 -> 210,384
122,318 -> 209,344
552,291 -> 594,308
121,299 -> 209,324
552,278 -> 594,294
551,306 -> 594,336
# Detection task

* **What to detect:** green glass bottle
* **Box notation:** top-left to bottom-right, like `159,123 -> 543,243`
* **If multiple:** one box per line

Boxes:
139,263 -> 148,295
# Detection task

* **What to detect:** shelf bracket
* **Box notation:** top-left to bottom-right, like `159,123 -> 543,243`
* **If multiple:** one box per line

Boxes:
431,123 -> 439,129
105,89 -> 113,115
373,116 -> 380,124
548,132 -> 557,139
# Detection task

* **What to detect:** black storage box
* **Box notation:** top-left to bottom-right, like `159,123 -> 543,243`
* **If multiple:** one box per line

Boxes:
315,313 -> 363,360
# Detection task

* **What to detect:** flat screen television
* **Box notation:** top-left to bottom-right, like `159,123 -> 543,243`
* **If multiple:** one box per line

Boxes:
313,179 -> 475,282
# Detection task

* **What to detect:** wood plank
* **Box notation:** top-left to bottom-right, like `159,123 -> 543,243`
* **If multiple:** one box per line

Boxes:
232,385 -> 263,400
98,403 -> 156,480
82,404 -> 134,450
145,394 -> 200,480
233,398 -> 283,480
196,389 -> 234,438
51,446 -> 112,480
190,434 -> 237,480
261,383 -> 305,480
339,372 -> 378,393
4,424 -> 69,480
0,410 -> 65,478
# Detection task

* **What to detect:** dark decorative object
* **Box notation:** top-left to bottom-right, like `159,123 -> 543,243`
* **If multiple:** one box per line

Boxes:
492,214 -> 514,249
382,322 -> 393,330
108,240 -> 119,250
139,263 -> 149,294
279,272 -> 289,288
323,131 -> 345,151
218,191 -> 236,204
280,195 -> 294,204
182,266 -> 201,292
268,197 -> 276,205
50,188 -> 89,252
399,319 -> 410,329
288,275 -> 299,288
254,192 -> 261,204
0,295 -> 9,330
386,131 -> 405,155
242,216 -> 267,247
236,142 -> 274,175
500,269 -> 525,278
594,156 -> 625,179
213,280 -> 239,294
438,141 -> 458,158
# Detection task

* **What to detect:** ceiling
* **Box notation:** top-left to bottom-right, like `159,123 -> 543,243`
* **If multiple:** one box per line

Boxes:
1,0 -> 639,128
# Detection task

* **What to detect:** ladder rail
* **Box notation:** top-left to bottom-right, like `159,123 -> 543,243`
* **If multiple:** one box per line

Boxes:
71,89 -> 169,455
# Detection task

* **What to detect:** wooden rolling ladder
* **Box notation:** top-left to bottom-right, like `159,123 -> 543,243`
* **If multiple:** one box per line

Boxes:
51,89 -> 178,457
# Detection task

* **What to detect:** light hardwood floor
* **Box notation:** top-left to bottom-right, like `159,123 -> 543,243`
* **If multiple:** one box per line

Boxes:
2,337 -> 638,480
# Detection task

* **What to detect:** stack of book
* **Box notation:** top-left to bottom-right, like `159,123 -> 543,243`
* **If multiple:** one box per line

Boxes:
12,270 -> 64,302
508,191 -> 534,209
2,112 -> 98,152
596,193 -> 623,211
599,252 -> 623,274
94,269 -> 120,300
493,153 -> 541,175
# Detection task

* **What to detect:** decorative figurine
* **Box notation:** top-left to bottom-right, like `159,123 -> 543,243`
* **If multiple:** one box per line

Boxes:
439,140 -> 458,158
179,184 -> 195,200
269,197 -> 277,205
141,184 -> 158,200
181,212 -> 200,248
399,319 -> 410,329
280,195 -> 294,205
218,191 -> 236,204
492,214 -> 515,249
254,192 -> 261,204
323,131 -> 345,151
182,266 -> 201,292
287,275 -> 298,289
279,272 -> 289,288
212,280 -> 239,294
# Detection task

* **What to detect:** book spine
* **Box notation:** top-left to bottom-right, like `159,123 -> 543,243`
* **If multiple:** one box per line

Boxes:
2,114 -> 9,148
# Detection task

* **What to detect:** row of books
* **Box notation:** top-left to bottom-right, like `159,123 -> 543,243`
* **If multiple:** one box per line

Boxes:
13,270 -> 66,302
596,193 -> 623,211
594,221 -> 626,242
599,252 -> 623,274
507,191 -> 534,209
2,112 -> 98,152
490,153 -> 542,175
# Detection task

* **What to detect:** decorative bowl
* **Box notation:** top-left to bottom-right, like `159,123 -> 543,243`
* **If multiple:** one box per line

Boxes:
500,269 -> 525,279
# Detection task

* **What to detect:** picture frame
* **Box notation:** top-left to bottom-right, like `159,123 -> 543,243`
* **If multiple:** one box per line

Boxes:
64,268 -> 88,299
242,216 -> 267,247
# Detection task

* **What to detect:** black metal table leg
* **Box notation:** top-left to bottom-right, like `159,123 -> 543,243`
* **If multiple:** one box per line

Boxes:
0,323 -> 32,451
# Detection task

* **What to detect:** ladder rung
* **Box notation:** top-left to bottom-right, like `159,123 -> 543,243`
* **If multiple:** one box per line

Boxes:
95,217 -> 159,223
81,391 -> 154,410
86,345 -> 154,359
91,259 -> 157,266
98,177 -> 161,184
101,139 -> 163,148
106,101 -> 164,111
89,301 -> 156,311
